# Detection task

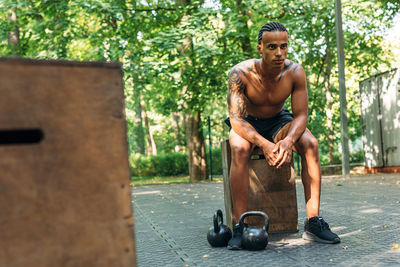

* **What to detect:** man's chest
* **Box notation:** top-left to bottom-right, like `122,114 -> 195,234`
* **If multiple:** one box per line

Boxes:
245,79 -> 293,106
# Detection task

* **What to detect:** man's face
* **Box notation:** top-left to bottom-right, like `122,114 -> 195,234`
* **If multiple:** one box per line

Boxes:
257,31 -> 289,68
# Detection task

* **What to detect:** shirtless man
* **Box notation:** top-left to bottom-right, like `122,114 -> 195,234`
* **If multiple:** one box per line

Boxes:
225,22 -> 340,250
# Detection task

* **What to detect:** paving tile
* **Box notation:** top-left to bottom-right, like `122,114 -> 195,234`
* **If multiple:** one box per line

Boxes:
132,174 -> 400,266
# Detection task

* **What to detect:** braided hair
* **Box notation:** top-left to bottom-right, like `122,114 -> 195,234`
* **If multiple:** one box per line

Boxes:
258,22 -> 288,44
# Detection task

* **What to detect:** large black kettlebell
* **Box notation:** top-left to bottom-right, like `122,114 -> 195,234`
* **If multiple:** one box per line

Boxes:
207,209 -> 232,247
239,211 -> 269,250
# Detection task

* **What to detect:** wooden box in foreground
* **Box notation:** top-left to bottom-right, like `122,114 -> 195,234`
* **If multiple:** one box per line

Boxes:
0,58 -> 136,267
221,140 -> 298,233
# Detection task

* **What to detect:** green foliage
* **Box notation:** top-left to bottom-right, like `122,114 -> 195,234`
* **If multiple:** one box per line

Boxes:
130,152 -> 189,177
131,175 -> 190,186
157,153 -> 189,176
149,115 -> 187,153
320,152 -> 343,165
1,0 -> 399,170
349,150 -> 364,163
130,147 -> 224,177
320,150 -> 365,165
130,154 -> 154,177
206,147 -> 223,175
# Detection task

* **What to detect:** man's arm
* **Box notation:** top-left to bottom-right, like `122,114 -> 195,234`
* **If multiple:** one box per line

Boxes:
227,67 -> 277,162
273,65 -> 308,167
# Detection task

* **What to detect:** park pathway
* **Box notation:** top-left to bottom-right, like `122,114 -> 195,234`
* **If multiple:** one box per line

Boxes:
132,174 -> 400,266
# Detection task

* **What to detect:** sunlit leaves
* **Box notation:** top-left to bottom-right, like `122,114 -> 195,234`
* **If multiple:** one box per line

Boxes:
0,0 -> 398,156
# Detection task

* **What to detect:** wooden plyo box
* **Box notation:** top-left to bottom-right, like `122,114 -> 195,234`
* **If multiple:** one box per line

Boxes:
221,140 -> 298,233
0,58 -> 136,267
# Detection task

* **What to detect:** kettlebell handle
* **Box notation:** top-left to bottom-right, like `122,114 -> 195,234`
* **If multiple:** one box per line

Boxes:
213,209 -> 223,233
239,211 -> 269,231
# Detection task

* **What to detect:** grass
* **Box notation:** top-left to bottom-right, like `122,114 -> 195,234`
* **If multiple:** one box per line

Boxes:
131,175 -> 223,186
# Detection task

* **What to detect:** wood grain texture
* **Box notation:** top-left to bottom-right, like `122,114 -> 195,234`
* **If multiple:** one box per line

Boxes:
221,140 -> 233,230
221,140 -> 298,233
0,58 -> 136,267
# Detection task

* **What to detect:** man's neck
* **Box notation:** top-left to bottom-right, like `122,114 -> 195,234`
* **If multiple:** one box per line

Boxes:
258,59 -> 284,81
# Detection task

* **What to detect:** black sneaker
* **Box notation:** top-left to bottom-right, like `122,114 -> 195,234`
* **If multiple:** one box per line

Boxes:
227,223 -> 243,250
302,216 -> 341,244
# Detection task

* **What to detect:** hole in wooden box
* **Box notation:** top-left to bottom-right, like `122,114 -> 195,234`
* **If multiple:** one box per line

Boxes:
0,129 -> 44,145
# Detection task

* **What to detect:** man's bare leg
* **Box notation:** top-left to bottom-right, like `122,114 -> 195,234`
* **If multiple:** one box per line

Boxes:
228,129 -> 254,223
227,129 -> 254,250
275,123 -> 340,243
274,124 -> 320,218
294,129 -> 321,218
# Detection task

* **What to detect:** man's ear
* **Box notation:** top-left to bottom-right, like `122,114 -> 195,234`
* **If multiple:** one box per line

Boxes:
257,43 -> 262,54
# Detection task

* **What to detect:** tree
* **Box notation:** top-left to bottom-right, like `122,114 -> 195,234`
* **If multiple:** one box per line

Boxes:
7,7 -> 19,55
1,0 -> 399,173
137,1 -> 227,181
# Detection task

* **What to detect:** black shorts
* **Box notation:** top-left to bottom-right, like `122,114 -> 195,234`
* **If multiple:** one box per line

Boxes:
224,109 -> 294,143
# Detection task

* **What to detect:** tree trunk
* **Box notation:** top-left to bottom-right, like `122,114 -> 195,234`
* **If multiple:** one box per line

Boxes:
175,0 -> 208,181
141,96 -> 157,155
7,8 -> 19,55
133,87 -> 145,154
185,112 -> 207,182
324,44 -> 335,164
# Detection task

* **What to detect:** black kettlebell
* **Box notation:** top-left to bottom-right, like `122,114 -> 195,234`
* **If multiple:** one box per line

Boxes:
207,209 -> 232,247
239,211 -> 269,250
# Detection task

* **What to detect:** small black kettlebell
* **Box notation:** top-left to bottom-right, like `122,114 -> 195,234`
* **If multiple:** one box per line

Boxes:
207,209 -> 232,247
239,211 -> 269,250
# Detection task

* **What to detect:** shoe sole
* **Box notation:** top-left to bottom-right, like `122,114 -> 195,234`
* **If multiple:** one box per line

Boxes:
302,231 -> 341,244
227,245 -> 242,250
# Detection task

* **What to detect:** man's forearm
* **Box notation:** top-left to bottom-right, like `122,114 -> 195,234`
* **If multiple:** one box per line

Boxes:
284,115 -> 307,146
230,117 -> 271,148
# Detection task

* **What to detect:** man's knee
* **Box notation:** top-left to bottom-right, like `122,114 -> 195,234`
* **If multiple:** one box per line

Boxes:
230,142 -> 252,162
298,131 -> 319,154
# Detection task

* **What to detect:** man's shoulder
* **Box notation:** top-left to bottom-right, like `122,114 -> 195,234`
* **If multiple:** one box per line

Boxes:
229,59 -> 258,76
284,59 -> 304,74
284,60 -> 306,89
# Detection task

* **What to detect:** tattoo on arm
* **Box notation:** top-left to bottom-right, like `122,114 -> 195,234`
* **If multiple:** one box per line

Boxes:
227,68 -> 247,122
227,67 -> 263,144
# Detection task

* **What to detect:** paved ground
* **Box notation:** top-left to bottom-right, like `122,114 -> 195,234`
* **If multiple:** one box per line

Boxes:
132,173 -> 400,266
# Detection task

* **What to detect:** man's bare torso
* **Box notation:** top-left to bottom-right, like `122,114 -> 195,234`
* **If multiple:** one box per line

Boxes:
233,58 -> 300,118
